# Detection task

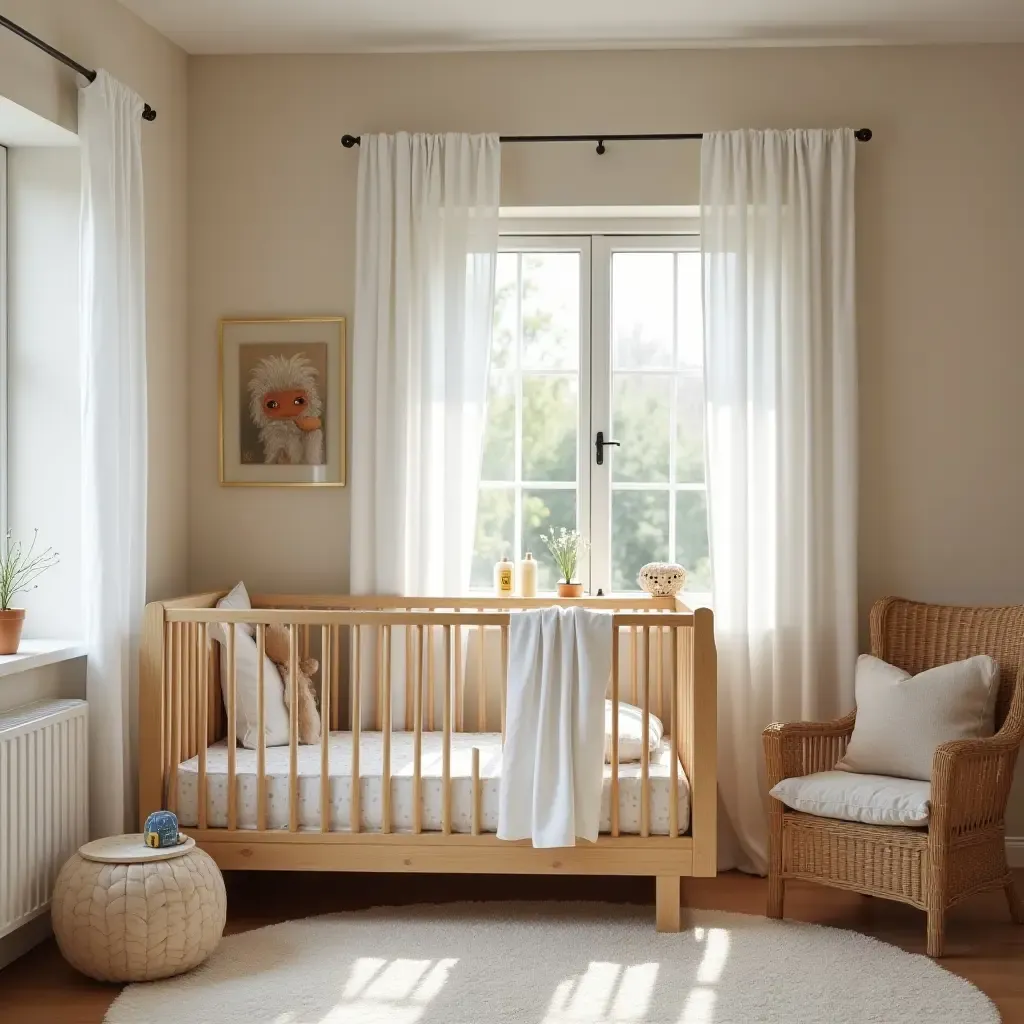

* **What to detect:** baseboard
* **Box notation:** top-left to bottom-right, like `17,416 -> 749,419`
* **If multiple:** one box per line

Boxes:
0,913 -> 52,972
1008,837 -> 1024,869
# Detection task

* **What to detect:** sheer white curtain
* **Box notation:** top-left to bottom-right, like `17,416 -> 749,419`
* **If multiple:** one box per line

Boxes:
350,133 -> 500,726
79,71 -> 148,837
701,129 -> 858,874
350,132 -> 500,597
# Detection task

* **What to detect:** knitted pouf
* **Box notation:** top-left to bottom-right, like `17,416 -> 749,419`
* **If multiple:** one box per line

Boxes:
52,834 -> 226,982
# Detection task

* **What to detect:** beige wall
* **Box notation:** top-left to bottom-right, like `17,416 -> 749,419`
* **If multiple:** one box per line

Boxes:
0,0 -> 190,603
188,47 -> 1024,828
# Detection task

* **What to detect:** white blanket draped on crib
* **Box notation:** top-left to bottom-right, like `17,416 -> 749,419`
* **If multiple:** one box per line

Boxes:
498,607 -> 613,848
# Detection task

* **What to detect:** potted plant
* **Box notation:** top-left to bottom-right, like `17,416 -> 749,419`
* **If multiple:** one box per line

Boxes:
541,527 -> 590,598
0,530 -> 59,654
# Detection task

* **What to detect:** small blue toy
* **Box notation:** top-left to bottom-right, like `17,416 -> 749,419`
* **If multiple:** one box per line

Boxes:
144,810 -> 181,849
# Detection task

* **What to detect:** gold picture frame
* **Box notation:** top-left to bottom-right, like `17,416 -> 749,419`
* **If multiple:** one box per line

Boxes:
218,317 -> 347,487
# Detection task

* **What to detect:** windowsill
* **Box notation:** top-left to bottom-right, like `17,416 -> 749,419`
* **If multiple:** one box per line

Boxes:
0,640 -> 85,680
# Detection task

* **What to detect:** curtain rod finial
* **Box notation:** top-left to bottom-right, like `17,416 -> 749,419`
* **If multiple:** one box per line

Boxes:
142,104 -> 156,122
341,134 -> 361,148
854,128 -> 872,141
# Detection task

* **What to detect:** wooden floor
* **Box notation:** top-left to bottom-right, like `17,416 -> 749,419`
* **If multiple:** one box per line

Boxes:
2,869 -> 1022,1022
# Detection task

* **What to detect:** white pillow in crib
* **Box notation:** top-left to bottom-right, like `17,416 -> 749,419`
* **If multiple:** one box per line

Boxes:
209,581 -> 291,749
604,700 -> 664,763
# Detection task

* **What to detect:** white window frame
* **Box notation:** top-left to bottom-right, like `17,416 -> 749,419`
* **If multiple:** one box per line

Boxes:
589,234 -> 705,599
487,219 -> 707,601
482,235 -> 593,593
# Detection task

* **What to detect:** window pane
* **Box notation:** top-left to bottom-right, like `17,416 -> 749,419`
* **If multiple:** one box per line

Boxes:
675,490 -> 711,592
612,252 -> 674,370
676,374 -> 705,484
676,251 -> 703,370
522,375 -> 577,482
521,252 -> 579,371
523,488 -> 577,590
492,252 -> 518,371
611,489 -> 670,592
480,371 -> 514,481
612,374 -> 670,484
471,488 -> 515,589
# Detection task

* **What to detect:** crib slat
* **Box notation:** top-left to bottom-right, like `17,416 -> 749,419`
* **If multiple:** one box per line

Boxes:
162,622 -> 170,800
427,625 -> 436,731
454,624 -> 463,732
656,623 -> 664,724
208,641 -> 219,744
413,625 -> 423,835
177,622 -> 185,762
288,625 -> 299,833
256,624 -> 267,832
167,624 -> 179,815
186,618 -> 193,757
443,625 -> 452,835
477,618 -> 486,732
198,625 -> 208,830
500,623 -> 508,743
331,624 -> 341,731
320,625 -> 331,833
382,624 -> 392,834
472,746 -> 481,836
226,624 -> 238,831
404,623 -> 413,731
641,626 -> 651,839
351,625 -> 361,833
669,626 -> 678,838
611,625 -> 620,837
631,626 -> 638,705
375,626 -> 384,731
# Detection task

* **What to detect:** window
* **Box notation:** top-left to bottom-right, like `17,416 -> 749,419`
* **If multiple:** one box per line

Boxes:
471,232 -> 710,596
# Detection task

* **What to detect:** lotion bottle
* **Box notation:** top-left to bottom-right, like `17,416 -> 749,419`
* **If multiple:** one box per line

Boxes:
519,551 -> 538,598
494,555 -> 514,596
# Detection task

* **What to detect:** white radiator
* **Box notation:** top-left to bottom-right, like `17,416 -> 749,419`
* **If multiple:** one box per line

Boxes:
0,699 -> 88,939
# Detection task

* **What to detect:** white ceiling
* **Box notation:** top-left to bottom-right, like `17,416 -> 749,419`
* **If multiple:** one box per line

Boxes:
117,0 -> 1024,53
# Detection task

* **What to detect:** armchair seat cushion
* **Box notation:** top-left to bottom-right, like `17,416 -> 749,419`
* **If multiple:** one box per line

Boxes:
770,770 -> 931,826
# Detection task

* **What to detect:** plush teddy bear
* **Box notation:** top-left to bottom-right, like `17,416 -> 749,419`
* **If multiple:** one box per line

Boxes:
263,624 -> 322,745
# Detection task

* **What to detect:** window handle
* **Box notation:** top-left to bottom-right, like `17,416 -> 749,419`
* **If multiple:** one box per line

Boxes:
595,431 -> 621,466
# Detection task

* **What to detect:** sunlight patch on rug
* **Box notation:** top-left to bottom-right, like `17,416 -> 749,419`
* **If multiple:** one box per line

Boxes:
104,903 -> 999,1024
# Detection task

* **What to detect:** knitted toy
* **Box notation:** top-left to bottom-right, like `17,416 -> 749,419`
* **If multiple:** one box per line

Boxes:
264,624 -> 322,745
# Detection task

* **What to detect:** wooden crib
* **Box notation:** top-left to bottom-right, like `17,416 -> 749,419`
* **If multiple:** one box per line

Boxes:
138,594 -> 717,930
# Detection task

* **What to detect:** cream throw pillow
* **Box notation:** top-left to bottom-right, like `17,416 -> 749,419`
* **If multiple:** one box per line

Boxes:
836,654 -> 999,782
209,582 -> 291,749
604,700 -> 664,763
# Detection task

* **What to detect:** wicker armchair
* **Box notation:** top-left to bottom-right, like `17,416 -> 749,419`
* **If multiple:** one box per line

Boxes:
764,597 -> 1024,957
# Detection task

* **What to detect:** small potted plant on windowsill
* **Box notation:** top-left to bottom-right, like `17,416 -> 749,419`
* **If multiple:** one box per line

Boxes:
541,527 -> 590,598
0,530 -> 60,655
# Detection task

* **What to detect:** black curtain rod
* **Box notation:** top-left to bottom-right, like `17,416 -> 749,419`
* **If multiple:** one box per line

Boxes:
0,14 -> 156,121
342,128 -> 872,154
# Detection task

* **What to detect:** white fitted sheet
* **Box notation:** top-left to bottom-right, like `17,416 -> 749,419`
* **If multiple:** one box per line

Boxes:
175,731 -> 690,836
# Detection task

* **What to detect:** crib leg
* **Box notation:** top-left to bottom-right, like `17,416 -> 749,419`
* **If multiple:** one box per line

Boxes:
656,876 -> 681,932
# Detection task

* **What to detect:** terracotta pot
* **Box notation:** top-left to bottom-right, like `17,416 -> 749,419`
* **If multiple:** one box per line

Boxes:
557,582 -> 584,599
0,609 -> 26,655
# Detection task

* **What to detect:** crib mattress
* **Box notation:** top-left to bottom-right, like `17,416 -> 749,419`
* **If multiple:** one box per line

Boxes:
175,731 -> 690,836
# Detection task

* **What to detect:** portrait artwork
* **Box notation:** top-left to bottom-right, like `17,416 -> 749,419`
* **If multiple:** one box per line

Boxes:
219,318 -> 346,486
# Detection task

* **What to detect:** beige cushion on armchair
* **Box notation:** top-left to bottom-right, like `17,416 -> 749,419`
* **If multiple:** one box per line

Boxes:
834,654 -> 999,781
770,770 -> 931,826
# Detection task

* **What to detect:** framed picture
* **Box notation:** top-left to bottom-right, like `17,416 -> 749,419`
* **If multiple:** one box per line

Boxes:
219,317 -> 346,487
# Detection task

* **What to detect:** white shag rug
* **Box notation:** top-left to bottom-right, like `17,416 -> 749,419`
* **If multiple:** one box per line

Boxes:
104,903 -> 998,1024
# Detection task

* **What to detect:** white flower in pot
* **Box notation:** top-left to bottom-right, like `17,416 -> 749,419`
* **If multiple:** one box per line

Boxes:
0,530 -> 59,655
540,527 -> 590,598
